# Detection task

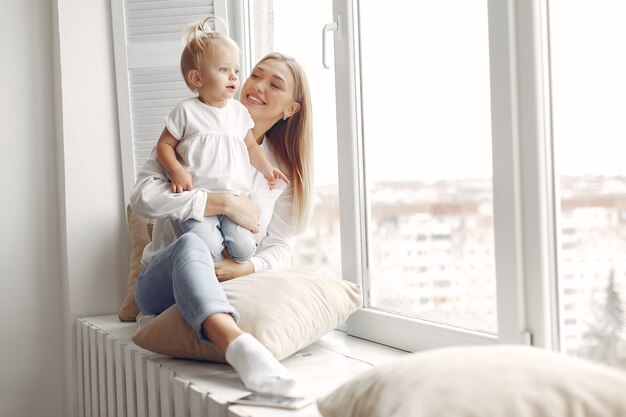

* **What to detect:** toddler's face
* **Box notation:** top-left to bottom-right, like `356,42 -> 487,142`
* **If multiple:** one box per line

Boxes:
197,43 -> 240,106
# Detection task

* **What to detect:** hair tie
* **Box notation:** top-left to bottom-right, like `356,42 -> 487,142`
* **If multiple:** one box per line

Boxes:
199,15 -> 229,37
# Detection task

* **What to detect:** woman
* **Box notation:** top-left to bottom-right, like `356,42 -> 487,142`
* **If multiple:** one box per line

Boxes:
130,53 -> 313,395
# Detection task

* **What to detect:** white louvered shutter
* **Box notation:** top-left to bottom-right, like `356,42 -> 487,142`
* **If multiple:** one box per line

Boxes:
111,0 -> 228,204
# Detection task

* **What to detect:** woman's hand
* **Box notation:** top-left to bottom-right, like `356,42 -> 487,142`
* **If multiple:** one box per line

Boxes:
215,252 -> 254,281
204,193 -> 261,232
228,194 -> 261,232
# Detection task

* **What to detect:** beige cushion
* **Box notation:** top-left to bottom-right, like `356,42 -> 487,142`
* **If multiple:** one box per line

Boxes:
118,205 -> 151,322
132,269 -> 362,362
317,345 -> 626,417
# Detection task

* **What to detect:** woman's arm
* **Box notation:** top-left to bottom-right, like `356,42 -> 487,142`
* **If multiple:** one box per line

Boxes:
208,193 -> 260,233
130,150 -> 260,229
130,155 -> 207,221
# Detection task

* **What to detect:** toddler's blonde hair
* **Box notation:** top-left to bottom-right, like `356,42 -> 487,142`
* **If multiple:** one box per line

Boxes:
180,16 -> 239,92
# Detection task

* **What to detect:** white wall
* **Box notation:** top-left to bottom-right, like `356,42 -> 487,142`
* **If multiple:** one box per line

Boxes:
0,1 -> 128,416
0,1 -> 64,415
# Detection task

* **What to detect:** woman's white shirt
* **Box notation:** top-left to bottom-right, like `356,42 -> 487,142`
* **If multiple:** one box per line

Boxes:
130,139 -> 294,271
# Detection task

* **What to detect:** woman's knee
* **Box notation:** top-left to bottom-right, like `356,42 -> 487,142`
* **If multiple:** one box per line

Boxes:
180,227 -> 224,256
176,232 -> 206,250
169,233 -> 217,293
172,233 -> 213,261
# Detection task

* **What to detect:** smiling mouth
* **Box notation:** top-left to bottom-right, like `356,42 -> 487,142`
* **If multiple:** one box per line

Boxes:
246,94 -> 265,105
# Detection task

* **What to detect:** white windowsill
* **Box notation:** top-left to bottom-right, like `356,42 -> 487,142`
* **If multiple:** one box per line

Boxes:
79,315 -> 407,417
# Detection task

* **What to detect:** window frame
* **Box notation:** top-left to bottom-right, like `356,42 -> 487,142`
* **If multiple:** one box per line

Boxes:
330,0 -> 559,351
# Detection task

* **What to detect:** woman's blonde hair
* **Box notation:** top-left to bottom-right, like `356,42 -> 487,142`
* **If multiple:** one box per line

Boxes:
180,16 -> 239,92
260,53 -> 314,233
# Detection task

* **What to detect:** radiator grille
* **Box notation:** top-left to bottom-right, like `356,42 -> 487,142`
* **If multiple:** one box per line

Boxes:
75,318 -> 230,417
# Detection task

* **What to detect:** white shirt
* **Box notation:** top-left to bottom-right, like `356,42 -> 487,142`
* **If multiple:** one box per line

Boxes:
130,139 -> 293,272
166,98 -> 255,195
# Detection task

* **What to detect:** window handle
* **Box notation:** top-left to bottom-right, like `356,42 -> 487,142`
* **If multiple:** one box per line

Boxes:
322,18 -> 339,69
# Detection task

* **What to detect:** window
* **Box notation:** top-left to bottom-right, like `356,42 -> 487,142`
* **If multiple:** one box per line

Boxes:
323,0 -> 624,365
324,0 -> 546,351
549,0 -> 626,368
358,0 -> 498,331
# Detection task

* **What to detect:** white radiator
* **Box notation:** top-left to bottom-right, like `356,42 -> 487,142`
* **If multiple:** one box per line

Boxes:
76,318 -> 230,417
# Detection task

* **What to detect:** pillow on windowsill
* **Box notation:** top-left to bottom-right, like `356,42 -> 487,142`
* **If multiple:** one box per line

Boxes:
316,344 -> 626,417
118,205 -> 151,322
132,268 -> 362,361
120,205 -> 362,360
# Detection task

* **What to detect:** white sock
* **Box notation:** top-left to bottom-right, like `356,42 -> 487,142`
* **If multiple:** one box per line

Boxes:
137,314 -> 156,331
225,333 -> 297,395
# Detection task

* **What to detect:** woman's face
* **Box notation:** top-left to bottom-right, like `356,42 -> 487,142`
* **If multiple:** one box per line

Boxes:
240,59 -> 297,125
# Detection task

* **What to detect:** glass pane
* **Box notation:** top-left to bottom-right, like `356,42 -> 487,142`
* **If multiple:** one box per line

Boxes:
254,0 -> 342,276
549,0 -> 626,368
359,1 -> 497,333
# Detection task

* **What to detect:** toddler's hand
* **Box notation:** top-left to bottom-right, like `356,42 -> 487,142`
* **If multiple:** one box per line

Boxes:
263,167 -> 290,190
170,168 -> 193,193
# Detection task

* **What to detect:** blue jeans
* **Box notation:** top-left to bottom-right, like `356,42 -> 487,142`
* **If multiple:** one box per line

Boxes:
180,215 -> 256,263
134,233 -> 240,343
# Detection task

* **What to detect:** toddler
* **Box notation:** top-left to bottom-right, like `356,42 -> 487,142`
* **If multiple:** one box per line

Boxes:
156,16 -> 289,262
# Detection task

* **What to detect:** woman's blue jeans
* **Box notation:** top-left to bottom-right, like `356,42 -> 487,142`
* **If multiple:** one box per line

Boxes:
134,233 -> 240,343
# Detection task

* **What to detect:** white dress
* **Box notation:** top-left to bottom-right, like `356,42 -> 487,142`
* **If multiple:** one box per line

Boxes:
165,97 -> 255,195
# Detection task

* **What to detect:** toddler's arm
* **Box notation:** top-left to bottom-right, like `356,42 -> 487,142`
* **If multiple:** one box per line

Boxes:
156,129 -> 193,193
244,130 -> 289,189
